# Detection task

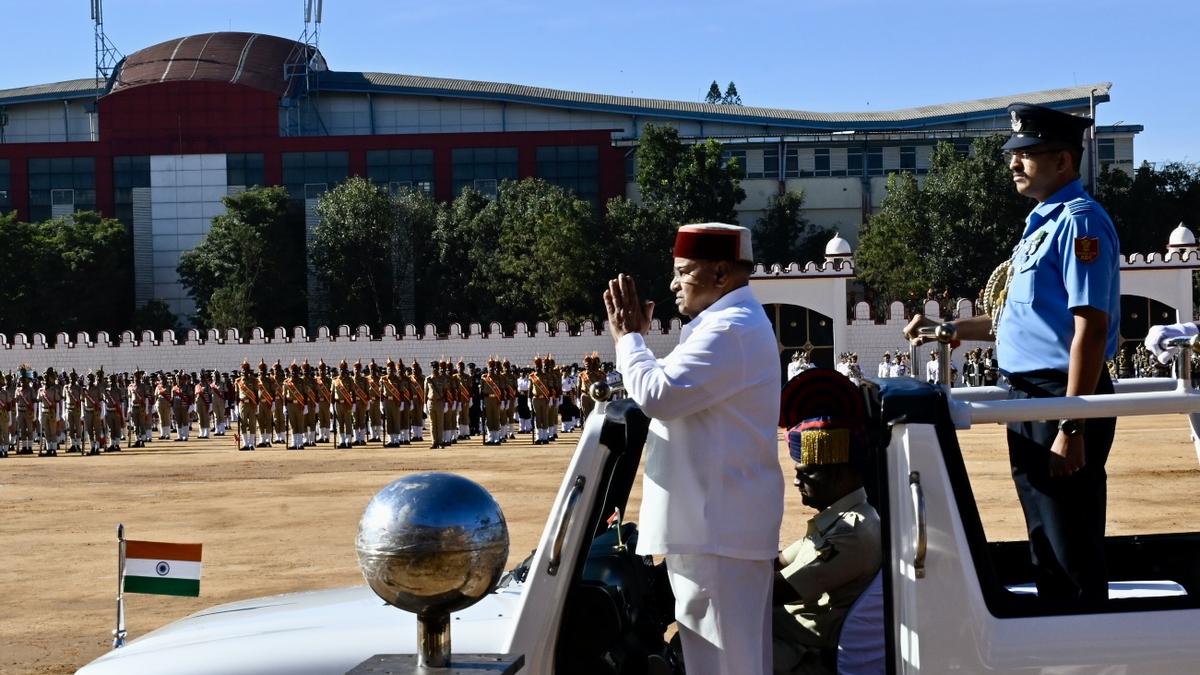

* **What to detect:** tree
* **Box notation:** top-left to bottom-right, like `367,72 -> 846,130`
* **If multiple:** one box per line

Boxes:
207,283 -> 256,335
856,135 -> 1027,300
131,299 -> 179,335
635,123 -> 745,224
753,190 -> 833,267
1097,161 -> 1200,255
705,80 -> 723,104
37,211 -> 133,335
722,81 -> 742,106
177,186 -> 299,329
0,212 -> 42,335
393,187 -> 443,327
309,177 -> 403,328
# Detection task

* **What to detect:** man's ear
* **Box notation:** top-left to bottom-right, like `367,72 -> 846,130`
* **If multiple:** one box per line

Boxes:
713,260 -> 731,288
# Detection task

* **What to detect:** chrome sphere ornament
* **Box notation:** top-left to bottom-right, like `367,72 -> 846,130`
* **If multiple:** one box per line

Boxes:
355,472 -> 509,667
589,380 -> 612,402
934,322 -> 958,344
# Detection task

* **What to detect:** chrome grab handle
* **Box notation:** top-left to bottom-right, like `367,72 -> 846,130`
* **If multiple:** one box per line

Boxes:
910,471 -> 927,579
547,476 -> 585,575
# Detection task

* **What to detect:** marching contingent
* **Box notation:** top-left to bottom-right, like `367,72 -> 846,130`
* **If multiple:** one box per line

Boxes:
0,353 -> 619,458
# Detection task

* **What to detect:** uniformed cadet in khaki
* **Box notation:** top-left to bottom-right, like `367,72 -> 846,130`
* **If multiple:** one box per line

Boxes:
529,357 -> 552,444
408,364 -> 424,442
301,362 -> 318,446
256,362 -> 275,447
504,360 -> 519,439
172,373 -> 193,441
284,363 -> 307,449
64,372 -> 83,452
210,372 -> 227,436
236,363 -> 259,450
394,359 -> 413,445
351,361 -> 370,445
80,372 -> 104,454
315,362 -> 333,443
379,360 -> 402,447
194,372 -> 211,439
424,361 -> 444,449
0,374 -> 12,457
332,361 -> 356,449
128,372 -> 148,447
16,377 -> 37,454
105,376 -> 124,451
481,359 -> 504,445
366,363 -> 383,443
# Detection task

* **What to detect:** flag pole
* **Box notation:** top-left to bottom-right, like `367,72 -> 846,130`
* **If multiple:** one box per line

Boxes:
113,523 -> 127,648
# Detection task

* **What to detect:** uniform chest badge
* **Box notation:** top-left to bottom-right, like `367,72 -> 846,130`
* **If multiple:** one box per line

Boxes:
1011,110 -> 1023,133
1074,236 -> 1100,263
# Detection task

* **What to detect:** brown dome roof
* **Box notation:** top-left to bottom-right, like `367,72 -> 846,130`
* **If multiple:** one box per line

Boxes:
111,32 -> 322,97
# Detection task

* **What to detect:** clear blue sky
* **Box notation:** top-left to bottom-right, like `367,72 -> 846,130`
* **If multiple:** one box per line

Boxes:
3,0 -> 1195,165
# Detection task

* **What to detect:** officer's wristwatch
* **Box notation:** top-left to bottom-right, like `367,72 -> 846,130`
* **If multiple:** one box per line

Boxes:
1059,419 -> 1084,437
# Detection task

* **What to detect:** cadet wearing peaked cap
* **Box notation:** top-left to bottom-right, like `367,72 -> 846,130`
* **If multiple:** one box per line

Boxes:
907,101 -> 1120,605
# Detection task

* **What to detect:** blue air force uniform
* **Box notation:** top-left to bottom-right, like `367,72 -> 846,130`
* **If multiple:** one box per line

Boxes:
998,103 -> 1120,605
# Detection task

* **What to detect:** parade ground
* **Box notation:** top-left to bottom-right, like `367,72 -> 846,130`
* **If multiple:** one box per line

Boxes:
3,414 -> 1198,674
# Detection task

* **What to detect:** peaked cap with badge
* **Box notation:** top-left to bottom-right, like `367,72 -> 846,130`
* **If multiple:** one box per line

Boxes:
1003,102 -> 1094,151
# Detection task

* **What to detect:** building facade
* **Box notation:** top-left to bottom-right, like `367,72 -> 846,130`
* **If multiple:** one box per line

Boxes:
0,32 -> 1140,322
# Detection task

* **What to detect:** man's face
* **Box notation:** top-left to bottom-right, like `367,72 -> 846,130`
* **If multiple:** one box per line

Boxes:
793,462 -> 848,510
669,257 -> 726,319
1009,144 -> 1071,201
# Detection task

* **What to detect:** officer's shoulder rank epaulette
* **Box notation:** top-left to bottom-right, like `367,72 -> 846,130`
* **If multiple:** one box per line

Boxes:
1064,198 -> 1097,217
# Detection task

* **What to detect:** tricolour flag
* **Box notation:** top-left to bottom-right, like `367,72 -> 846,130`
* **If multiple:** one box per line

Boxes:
123,540 -> 203,597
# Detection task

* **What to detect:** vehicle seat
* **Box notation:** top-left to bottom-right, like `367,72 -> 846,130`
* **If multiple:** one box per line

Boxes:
836,571 -> 885,675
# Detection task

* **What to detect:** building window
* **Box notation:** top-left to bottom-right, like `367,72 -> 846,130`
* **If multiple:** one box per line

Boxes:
226,153 -> 265,188
113,155 -> 151,226
368,149 -> 434,196
746,148 -> 780,180
0,159 -> 10,213
784,148 -> 799,178
846,148 -> 864,177
1097,138 -> 1116,170
28,157 -> 95,222
900,146 -> 917,172
536,145 -> 599,203
721,149 -> 747,177
865,147 -> 885,176
813,148 -> 831,177
282,151 -> 348,201
473,178 -> 499,198
452,147 -> 518,196
625,151 -> 637,182
953,139 -> 972,157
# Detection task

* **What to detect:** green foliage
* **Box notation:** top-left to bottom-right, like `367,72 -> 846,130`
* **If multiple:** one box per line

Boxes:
0,210 -> 131,336
635,124 -> 745,224
177,186 -> 301,329
310,177 -> 404,328
722,81 -> 742,106
207,283 -> 256,335
705,80 -> 723,104
131,300 -> 179,334
856,135 -> 1026,300
753,190 -> 833,267
1096,161 -> 1200,255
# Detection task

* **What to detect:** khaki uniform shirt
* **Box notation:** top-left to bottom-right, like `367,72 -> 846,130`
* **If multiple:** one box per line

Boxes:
776,488 -> 881,651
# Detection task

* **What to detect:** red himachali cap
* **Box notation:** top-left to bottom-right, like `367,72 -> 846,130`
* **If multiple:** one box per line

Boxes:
673,223 -> 754,263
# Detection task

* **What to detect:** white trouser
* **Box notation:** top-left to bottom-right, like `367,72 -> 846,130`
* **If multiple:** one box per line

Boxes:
665,553 -> 772,675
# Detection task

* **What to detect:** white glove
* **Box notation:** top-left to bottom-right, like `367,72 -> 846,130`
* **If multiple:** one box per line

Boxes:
1145,322 -> 1199,365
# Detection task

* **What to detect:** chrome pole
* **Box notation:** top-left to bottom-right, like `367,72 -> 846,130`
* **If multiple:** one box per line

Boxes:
113,523 -> 126,648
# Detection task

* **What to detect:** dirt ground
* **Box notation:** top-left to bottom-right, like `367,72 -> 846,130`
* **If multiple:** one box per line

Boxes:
2,414 -> 1198,674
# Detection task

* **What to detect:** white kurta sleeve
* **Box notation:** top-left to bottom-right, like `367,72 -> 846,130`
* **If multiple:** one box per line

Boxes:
615,326 -> 743,421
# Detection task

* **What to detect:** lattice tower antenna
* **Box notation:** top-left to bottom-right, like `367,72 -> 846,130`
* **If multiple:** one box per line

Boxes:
91,0 -> 124,98
284,0 -> 328,135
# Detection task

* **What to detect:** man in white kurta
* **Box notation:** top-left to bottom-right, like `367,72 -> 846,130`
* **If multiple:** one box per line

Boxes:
605,222 -> 785,675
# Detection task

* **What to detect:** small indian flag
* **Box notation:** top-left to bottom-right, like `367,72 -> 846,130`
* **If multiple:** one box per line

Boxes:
123,540 -> 203,597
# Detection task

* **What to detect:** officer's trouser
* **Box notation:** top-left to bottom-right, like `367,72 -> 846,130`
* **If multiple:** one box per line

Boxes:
485,399 -> 502,433
335,403 -> 353,445
353,403 -> 367,433
173,404 -> 189,439
106,413 -> 121,445
318,402 -> 331,433
0,410 -> 10,446
273,401 -> 285,436
257,403 -> 273,439
383,401 -> 400,438
368,400 -> 382,436
214,400 -> 227,428
196,401 -> 210,434
157,401 -> 172,435
442,403 -> 454,441
398,402 -> 410,432
82,409 -> 101,445
581,396 -> 595,421
131,406 -> 147,439
287,402 -> 305,445
18,411 -> 34,441
532,398 -> 549,431
427,400 -> 444,444
68,410 -> 81,444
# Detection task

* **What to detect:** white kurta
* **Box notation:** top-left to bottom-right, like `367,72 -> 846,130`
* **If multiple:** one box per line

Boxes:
616,285 -> 784,560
